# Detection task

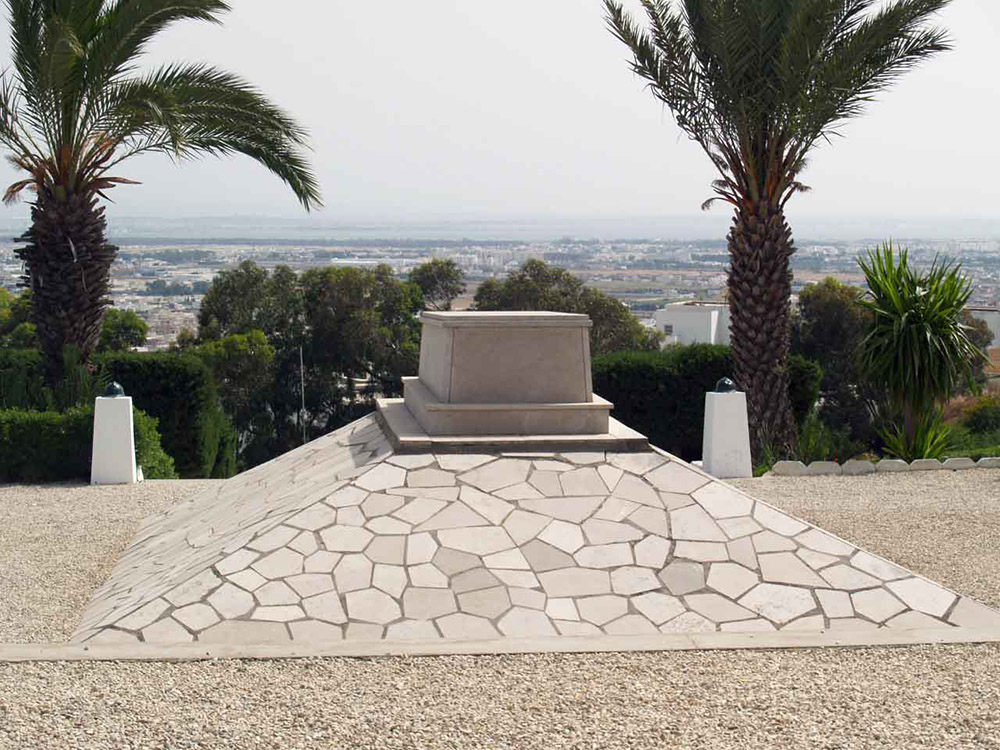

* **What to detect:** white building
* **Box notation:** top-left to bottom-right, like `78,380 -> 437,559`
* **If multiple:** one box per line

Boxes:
653,302 -> 730,346
967,307 -> 1000,345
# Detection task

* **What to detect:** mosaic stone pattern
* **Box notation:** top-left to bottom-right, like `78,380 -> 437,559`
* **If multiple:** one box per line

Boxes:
74,416 -> 1000,646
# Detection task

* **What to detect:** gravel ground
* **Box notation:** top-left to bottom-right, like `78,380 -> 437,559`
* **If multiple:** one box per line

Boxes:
0,472 -> 998,748
0,480 -> 216,643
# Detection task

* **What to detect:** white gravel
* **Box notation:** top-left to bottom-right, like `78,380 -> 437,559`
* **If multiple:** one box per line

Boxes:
0,480 -> 216,643
0,472 -> 998,748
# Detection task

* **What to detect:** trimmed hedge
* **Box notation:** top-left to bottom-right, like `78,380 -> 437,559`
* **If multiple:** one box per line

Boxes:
592,344 -> 821,461
101,352 -> 236,478
0,348 -> 45,409
0,406 -> 177,482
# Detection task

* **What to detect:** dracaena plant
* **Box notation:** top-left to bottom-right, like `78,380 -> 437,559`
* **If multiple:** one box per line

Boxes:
603,0 -> 951,456
0,0 -> 320,380
858,242 -> 982,457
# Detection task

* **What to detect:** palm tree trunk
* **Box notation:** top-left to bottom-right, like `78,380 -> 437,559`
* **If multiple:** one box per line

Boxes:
14,191 -> 117,382
727,201 -> 797,457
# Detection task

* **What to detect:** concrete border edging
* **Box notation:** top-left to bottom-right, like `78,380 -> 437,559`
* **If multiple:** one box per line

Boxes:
771,457 -> 1000,477
1,629 -> 998,664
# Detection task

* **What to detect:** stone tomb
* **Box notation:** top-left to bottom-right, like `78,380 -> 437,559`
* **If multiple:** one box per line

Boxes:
74,313 -> 1000,649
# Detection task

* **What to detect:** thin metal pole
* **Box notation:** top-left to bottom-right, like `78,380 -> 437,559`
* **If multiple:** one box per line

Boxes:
299,345 -> 307,445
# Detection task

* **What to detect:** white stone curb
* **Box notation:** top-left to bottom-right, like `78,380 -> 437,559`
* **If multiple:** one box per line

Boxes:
1,628 -> 998,664
771,457 -> 1000,477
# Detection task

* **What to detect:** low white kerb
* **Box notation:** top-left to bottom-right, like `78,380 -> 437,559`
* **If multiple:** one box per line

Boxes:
91,396 -> 137,485
702,390 -> 752,479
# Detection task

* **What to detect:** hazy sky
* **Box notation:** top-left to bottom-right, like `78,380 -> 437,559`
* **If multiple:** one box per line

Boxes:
0,0 -> 996,236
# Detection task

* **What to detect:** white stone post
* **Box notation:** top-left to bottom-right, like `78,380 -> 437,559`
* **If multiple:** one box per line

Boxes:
702,385 -> 752,479
91,395 -> 137,485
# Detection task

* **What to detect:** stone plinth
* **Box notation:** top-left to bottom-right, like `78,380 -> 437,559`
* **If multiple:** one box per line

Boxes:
702,391 -> 752,479
91,396 -> 137,485
403,311 -> 612,438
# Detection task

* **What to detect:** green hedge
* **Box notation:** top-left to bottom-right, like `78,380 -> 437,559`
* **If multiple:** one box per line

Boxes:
0,349 -> 45,409
592,344 -> 821,461
0,406 -> 177,482
100,353 -> 236,479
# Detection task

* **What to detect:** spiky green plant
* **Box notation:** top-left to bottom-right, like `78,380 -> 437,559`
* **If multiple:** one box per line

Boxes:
858,242 -> 983,455
0,0 -> 320,380
603,0 -> 951,456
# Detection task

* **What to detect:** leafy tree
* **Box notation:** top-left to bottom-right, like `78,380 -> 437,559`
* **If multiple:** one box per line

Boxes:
1,0 -> 319,381
604,0 -> 951,455
194,329 -> 275,467
97,308 -> 148,352
410,258 -> 465,311
793,277 -> 876,448
858,243 -> 983,456
196,261 -> 421,466
960,311 -> 994,389
473,259 -> 661,356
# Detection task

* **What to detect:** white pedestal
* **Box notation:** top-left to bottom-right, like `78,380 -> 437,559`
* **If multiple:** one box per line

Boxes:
702,391 -> 752,479
91,396 -> 137,485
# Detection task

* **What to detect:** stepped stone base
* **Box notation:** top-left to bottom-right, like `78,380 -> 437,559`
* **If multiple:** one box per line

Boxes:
74,415 -> 1000,651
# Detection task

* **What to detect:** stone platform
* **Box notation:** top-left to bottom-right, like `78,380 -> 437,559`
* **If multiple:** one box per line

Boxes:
74,415 -> 1000,648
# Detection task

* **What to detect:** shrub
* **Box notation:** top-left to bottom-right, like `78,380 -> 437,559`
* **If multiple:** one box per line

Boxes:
963,395 -> 1000,434
592,344 -> 732,461
593,344 -> 823,461
0,406 -> 177,482
787,355 -> 823,427
100,352 -> 235,478
0,348 -> 45,409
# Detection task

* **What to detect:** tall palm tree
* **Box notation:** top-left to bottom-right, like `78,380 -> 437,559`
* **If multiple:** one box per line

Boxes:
604,0 -> 950,455
0,0 -> 320,379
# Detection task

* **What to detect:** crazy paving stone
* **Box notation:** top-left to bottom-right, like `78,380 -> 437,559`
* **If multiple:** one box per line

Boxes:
538,519 -> 586,553
495,483 -> 543,500
522,540 -> 575,572
886,610 -> 949,630
610,567 -> 661,595
851,589 -> 907,623
304,550 -> 341,574
460,487 -> 515,524
435,454 -> 493,472
632,592 -> 686,625
173,603 -> 220,631
718,517 -> 762,540
347,589 -> 401,624
887,578 -> 957,617
404,588 -> 458,619
545,598 -> 579,621
320,526 -> 374,553
362,493 -> 406,518
645,461 -> 709,494
364,536 -> 406,565
458,459 -> 531,492
707,563 -> 759,600
334,554 -> 373,592
437,527 -> 515,556
597,465 -> 624,492
407,468 -> 455,487
502,510 -> 551,545
452,568 -> 501,594
593,496 -> 639,522
483,548 -> 530,570
256,581 -> 299,606
850,551 -> 909,581
574,543 -> 633,569
251,605 -> 303,622
287,505 -> 338,531
752,531 -> 798,553
692,483 -> 753,519
660,612 -> 715,633
408,563 -> 450,588
685,593 -> 756,624
670,505 -> 728,542
739,584 -> 817,624
819,564 -> 881,591
753,504 -> 808,536
458,586 -> 512,618
372,564 -> 408,598
416,502 -> 490,531
659,561 -> 706,596
165,570 -> 221,607
432,547 -> 481,576
634,536 -> 672,569
560,467 -> 609,495
406,533 -> 438,565
758,552 -> 828,588
817,589 -> 854,619
519,496 -> 603,523
582,519 -> 643,544
345,623 -> 385,640
528,471 -> 563,497
628,507 -> 670,537
605,614 -> 658,635
538,568 -> 611,597
436,612 -> 501,640
393,497 -> 447,525
674,541 -> 729,562
498,607 -> 558,637
366,517 -> 412,535
355,463 -> 407,492
611,473 -> 661,507
607,452 -> 665,475
796,529 -> 856,557
143,618 -> 193,643
303,591 -> 348,624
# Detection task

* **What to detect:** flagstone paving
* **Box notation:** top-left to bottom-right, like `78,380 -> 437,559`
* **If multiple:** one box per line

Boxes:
73,415 -> 1000,646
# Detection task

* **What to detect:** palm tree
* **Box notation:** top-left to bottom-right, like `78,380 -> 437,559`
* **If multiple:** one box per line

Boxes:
858,242 -> 982,457
604,0 -> 950,455
0,0 -> 320,379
